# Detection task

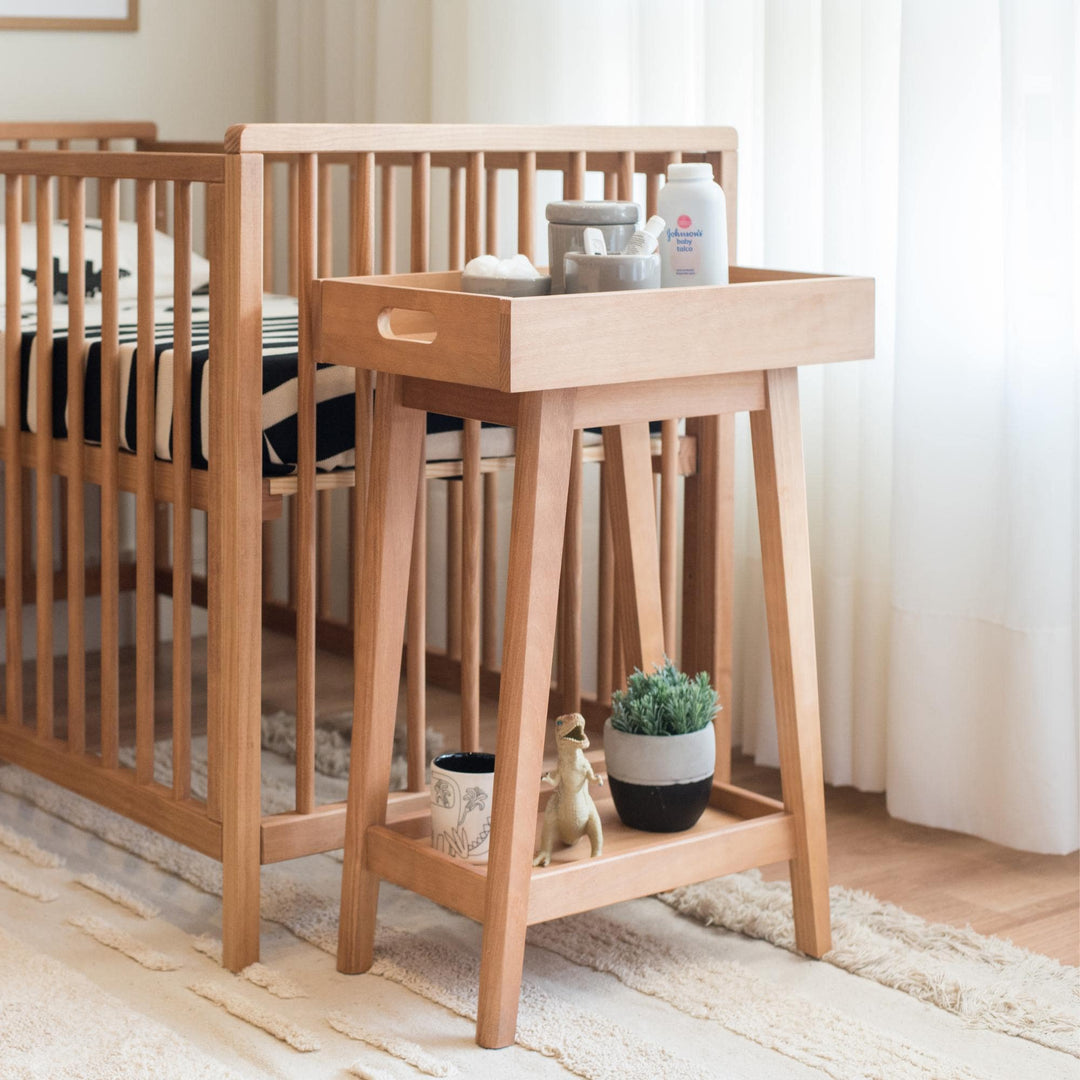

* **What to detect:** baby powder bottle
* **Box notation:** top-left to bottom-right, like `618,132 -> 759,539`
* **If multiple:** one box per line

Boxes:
657,163 -> 728,287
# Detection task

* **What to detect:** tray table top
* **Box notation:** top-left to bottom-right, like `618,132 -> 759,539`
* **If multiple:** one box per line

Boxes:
318,267 -> 874,394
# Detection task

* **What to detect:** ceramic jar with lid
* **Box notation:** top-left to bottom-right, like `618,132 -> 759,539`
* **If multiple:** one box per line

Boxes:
545,200 -> 638,293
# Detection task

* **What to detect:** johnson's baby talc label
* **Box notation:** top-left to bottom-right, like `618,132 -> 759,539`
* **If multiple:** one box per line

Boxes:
666,214 -> 705,278
657,164 -> 729,287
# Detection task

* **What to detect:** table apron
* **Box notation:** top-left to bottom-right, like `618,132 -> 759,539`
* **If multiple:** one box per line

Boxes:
399,369 -> 767,429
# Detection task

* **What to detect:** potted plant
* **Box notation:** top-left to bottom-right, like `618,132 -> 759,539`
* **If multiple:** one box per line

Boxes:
603,659 -> 719,832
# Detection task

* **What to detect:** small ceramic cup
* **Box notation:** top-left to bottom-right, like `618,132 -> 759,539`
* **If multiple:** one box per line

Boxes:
429,752 -> 495,863
563,251 -> 661,293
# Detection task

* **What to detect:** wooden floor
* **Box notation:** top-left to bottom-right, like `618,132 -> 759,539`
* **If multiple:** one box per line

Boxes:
730,756 -> 1079,966
8,628 -> 1078,966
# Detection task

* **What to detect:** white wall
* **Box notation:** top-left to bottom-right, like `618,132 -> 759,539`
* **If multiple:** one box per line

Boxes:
0,0 -> 275,139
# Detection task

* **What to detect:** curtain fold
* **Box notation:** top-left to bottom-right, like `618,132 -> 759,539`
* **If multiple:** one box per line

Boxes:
272,0 -> 1079,854
886,0 -> 1078,852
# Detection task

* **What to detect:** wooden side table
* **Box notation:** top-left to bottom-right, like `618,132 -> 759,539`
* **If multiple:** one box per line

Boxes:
321,266 -> 874,1048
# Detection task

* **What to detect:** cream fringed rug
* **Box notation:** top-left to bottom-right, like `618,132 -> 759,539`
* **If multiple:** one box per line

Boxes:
0,753 -> 1077,1080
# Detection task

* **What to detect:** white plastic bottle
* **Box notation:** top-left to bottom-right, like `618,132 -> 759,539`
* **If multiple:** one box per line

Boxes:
657,163 -> 728,287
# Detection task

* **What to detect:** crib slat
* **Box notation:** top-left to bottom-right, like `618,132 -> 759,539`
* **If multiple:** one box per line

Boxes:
155,179 -> 169,234
613,596 -> 627,694
66,178 -> 87,753
406,453 -> 426,791
57,139 -> 71,220
317,492 -> 333,618
596,465 -> 614,705
204,184 -> 224,821
262,525 -> 275,602
461,417 -> 482,752
559,433 -> 583,714
287,490 -> 297,608
517,152 -> 535,260
617,152 -> 635,203
380,165 -> 395,274
154,504 -> 169,645
613,152 -> 639,688
316,161 -> 335,620
461,152 -> 484,751
135,180 -> 157,784
485,166 -> 498,254
172,181 -> 193,801
555,158 -> 585,714
466,153 -> 483,257
646,172 -> 661,219
295,153 -> 317,816
353,153 -> 375,275
4,176 -> 24,727
446,480 -> 462,660
660,418 -> 679,655
410,152 -> 430,271
350,153 -> 375,627
99,178 -> 120,766
287,159 -> 299,296
603,172 -> 617,201
263,160 -> 275,292
16,141 -> 30,222
318,160 -> 333,273
448,166 -> 464,269
482,471 -> 498,672
34,178 -> 54,739
404,151 -> 433,767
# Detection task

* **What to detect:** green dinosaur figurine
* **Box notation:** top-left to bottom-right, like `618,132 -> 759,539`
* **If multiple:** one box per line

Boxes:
533,713 -> 604,867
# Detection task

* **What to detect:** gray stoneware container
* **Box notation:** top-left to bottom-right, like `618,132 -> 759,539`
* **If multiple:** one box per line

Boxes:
546,200 -> 638,293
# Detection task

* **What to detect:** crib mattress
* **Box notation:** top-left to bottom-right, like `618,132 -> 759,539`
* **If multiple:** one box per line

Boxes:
8,295 -> 517,476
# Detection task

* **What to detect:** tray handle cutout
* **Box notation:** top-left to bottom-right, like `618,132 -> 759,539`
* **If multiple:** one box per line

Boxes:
377,306 -> 438,345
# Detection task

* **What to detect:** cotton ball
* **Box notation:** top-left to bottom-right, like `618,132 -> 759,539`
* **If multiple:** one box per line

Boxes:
464,254 -> 500,277
495,254 -> 541,280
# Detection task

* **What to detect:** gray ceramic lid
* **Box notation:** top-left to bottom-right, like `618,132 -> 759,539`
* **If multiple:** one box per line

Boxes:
545,200 -> 639,225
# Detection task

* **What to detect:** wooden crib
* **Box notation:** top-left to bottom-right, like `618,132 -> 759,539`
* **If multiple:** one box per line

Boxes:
0,122 -> 738,969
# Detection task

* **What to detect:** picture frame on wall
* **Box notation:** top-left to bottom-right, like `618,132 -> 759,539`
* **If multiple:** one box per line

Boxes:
0,0 -> 137,32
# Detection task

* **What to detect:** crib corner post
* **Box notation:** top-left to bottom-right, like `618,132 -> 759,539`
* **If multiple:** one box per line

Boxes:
212,150 -> 265,971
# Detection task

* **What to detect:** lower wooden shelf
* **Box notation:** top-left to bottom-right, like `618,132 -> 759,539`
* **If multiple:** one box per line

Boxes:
365,781 -> 795,927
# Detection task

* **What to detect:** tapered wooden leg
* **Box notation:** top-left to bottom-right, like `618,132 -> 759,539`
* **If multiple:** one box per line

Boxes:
681,414 -> 735,782
749,367 -> 831,957
477,390 -> 574,1048
338,374 -> 426,974
601,423 -> 666,672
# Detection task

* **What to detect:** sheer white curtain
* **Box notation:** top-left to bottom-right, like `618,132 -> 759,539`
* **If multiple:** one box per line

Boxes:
886,0 -> 1078,853
273,0 -> 1079,854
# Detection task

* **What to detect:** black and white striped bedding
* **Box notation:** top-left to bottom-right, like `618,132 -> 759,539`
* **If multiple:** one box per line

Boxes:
10,295 -> 519,475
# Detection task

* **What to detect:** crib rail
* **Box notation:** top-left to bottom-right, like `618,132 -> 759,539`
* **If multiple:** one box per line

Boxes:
0,147 -> 229,853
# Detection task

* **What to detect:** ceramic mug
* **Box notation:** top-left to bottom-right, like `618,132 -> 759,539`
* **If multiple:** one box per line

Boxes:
563,251 -> 661,293
429,752 -> 495,863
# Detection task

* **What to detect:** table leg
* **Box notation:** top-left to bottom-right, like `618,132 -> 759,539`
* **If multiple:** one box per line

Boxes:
477,389 -> 575,1048
681,414 -> 736,783
749,367 -> 831,957
338,374 -> 426,974
601,422 -> 666,672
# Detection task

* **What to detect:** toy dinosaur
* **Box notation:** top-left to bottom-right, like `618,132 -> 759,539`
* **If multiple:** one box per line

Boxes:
533,713 -> 604,867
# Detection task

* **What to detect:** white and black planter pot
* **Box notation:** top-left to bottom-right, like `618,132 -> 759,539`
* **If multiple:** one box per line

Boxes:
602,719 -> 716,832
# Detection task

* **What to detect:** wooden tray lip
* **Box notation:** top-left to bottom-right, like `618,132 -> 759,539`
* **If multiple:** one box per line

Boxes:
319,265 -> 874,303
319,267 -> 876,392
